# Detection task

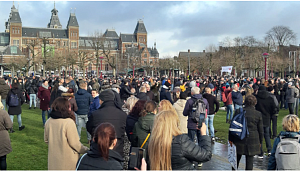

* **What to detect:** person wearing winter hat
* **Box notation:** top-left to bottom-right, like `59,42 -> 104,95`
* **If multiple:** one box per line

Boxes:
86,89 -> 127,157
160,81 -> 173,104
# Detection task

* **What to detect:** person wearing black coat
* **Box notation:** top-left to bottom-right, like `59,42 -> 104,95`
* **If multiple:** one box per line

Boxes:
76,141 -> 123,170
111,84 -> 124,109
229,95 -> 263,170
87,89 -> 127,157
6,83 -> 25,132
160,84 -> 173,105
254,85 -> 276,157
120,80 -> 134,101
136,86 -> 150,101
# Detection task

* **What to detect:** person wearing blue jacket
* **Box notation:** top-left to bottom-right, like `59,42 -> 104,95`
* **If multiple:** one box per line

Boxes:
160,82 -> 173,104
268,114 -> 300,170
89,89 -> 100,117
75,81 -> 93,143
231,83 -> 244,110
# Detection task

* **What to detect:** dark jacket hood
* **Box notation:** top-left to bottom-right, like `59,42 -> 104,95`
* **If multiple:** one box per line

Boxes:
49,110 -> 70,120
11,87 -> 19,94
257,90 -> 270,99
88,141 -> 124,162
77,89 -> 88,95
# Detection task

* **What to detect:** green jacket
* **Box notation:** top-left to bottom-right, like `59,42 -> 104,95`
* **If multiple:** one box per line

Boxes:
132,113 -> 155,149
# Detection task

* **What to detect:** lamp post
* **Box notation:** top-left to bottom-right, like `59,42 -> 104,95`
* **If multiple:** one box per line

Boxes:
133,63 -> 135,78
99,56 -> 104,79
263,52 -> 269,80
188,49 -> 190,76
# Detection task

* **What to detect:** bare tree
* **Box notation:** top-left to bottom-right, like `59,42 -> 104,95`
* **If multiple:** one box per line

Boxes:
265,25 -> 297,48
24,37 -> 41,75
89,31 -> 103,77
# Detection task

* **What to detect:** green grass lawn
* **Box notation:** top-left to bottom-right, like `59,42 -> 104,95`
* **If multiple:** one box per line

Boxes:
6,104 -> 290,169
6,104 -> 88,170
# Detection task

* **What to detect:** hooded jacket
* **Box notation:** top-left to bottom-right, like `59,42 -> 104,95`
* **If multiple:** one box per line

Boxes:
231,90 -> 243,105
86,101 -> 127,157
75,89 -> 93,115
183,94 -> 209,129
132,113 -> 155,149
89,95 -> 100,117
286,86 -> 295,103
268,131 -> 300,170
76,141 -> 124,170
38,84 -> 51,111
255,90 -> 277,127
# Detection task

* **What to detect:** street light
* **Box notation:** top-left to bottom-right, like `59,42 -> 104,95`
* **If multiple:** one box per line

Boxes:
263,52 -> 269,80
99,56 -> 104,79
188,49 -> 190,76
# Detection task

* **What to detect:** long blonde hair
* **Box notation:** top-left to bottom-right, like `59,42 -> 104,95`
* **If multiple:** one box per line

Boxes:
148,110 -> 182,170
159,100 -> 177,113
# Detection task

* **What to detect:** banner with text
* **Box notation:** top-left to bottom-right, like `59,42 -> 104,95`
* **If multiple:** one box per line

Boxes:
221,66 -> 233,73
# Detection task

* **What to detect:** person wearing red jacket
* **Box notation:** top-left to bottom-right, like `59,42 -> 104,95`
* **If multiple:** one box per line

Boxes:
222,85 -> 233,123
38,80 -> 51,126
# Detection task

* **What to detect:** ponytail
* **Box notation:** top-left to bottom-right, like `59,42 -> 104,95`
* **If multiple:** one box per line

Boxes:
94,123 -> 116,161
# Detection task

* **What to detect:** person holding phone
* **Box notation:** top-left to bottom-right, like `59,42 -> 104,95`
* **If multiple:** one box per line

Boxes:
148,110 -> 212,170
76,123 -> 124,170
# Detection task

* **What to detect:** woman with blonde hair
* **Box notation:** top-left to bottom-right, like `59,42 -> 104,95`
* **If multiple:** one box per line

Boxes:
268,114 -> 300,170
158,99 -> 177,113
148,110 -> 212,170
123,96 -> 139,114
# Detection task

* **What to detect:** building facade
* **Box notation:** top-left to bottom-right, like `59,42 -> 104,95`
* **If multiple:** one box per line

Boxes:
0,3 -> 159,76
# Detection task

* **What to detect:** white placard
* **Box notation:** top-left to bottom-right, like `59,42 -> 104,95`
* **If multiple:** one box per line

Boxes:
221,66 -> 233,73
228,141 -> 237,170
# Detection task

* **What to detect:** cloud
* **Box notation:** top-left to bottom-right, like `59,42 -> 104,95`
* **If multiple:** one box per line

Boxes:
1,1 -> 300,58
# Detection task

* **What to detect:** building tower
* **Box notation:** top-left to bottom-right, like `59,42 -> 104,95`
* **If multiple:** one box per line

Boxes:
5,3 -> 22,49
67,11 -> 79,50
134,19 -> 147,48
47,2 -> 62,29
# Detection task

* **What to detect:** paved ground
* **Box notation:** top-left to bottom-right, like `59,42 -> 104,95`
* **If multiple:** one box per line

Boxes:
199,142 -> 269,170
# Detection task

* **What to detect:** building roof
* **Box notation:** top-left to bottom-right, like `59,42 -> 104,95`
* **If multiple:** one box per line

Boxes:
67,13 -> 79,27
48,7 -> 62,28
0,33 -> 10,46
134,20 -> 147,34
8,5 -> 22,23
22,27 -> 68,38
120,34 -> 137,43
79,36 -> 119,50
103,29 -> 118,38
148,47 -> 159,57
0,45 -> 23,56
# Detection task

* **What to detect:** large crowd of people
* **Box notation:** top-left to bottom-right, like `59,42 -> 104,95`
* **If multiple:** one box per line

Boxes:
0,74 -> 300,170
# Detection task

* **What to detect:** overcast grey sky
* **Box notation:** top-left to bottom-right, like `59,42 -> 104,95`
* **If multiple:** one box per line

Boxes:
1,1 -> 300,57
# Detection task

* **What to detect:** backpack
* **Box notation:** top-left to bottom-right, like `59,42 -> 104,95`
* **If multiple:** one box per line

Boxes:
9,92 -> 19,107
229,108 -> 249,140
190,97 -> 206,123
275,135 -> 300,170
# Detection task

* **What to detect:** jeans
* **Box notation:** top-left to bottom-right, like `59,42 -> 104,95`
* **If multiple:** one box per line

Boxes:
260,126 -> 272,155
232,154 -> 253,170
294,98 -> 299,115
1,99 -> 6,111
76,114 -> 91,141
188,129 -> 201,144
269,115 -> 277,137
42,110 -> 49,125
0,155 -> 7,170
234,104 -> 242,111
29,94 -> 36,108
9,114 -> 22,127
205,115 -> 215,137
226,104 -> 234,120
288,103 -> 294,114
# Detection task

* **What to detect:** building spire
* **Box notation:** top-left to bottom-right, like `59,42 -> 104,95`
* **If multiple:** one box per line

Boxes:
54,1 -> 55,9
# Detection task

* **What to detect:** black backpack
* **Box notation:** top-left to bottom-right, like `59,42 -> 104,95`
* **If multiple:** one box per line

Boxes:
190,97 -> 206,123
